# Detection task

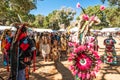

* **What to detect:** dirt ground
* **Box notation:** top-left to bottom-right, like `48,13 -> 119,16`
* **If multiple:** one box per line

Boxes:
0,36 -> 120,80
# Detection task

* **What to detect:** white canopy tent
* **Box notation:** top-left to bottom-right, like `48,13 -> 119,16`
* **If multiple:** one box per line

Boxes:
58,28 -> 66,32
33,28 -> 53,32
0,26 -> 12,30
0,26 -> 55,32
70,27 -> 78,32
101,28 -> 120,33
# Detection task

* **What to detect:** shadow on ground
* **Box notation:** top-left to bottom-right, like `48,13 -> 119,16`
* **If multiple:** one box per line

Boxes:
99,55 -> 120,80
30,72 -> 49,80
54,60 -> 74,80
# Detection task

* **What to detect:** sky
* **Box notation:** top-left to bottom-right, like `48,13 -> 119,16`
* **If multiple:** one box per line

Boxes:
30,0 -> 108,18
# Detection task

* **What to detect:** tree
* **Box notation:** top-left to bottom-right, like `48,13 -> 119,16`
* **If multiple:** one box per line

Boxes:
104,7 -> 120,27
84,5 -> 109,28
0,0 -> 36,25
101,0 -> 120,8
32,14 -> 44,28
46,10 -> 60,30
42,8 -> 76,30
76,16 -> 80,20
43,16 -> 49,28
78,5 -> 120,29
57,7 -> 76,28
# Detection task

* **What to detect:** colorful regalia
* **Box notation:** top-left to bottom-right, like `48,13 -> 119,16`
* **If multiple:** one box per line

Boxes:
61,35 -> 67,51
68,13 -> 101,80
9,24 -> 36,80
68,43 -> 101,80
52,40 -> 60,61
104,35 -> 117,64
1,29 -> 12,72
60,34 -> 68,59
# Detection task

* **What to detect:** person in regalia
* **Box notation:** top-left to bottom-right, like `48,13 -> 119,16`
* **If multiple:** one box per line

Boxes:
1,29 -> 12,72
41,35 -> 50,62
104,34 -> 117,64
8,23 -> 36,80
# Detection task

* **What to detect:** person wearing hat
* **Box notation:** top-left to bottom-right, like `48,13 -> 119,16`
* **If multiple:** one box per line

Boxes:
104,34 -> 117,64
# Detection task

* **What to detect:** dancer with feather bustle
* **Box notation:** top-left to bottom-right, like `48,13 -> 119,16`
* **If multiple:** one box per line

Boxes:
8,23 -> 36,80
68,14 -> 101,80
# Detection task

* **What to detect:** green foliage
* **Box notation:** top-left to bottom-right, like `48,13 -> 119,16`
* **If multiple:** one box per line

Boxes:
101,0 -> 120,8
76,16 -> 80,20
0,1 -> 76,30
46,10 -> 59,29
32,14 -> 44,28
77,5 -> 120,29
43,16 -> 49,28
58,7 -> 76,28
0,0 -> 36,25
35,8 -> 76,30
104,7 -> 120,27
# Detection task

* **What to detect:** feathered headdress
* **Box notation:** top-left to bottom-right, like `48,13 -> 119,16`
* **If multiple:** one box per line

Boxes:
14,23 -> 28,42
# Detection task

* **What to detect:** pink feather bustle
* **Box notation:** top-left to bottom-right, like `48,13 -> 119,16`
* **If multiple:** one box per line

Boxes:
68,42 -> 101,79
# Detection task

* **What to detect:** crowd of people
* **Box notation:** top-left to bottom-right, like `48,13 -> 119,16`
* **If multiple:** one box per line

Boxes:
0,23 -> 37,80
34,32 -> 69,61
0,23 -> 71,80
0,22 -> 118,80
